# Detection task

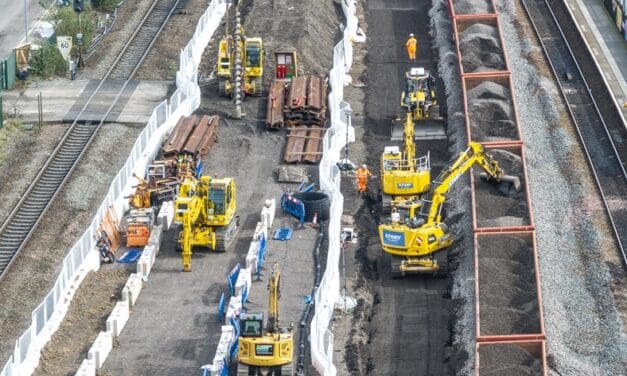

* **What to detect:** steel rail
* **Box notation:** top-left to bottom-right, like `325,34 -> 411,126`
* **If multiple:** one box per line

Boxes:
0,0 -> 181,279
521,0 -> 627,268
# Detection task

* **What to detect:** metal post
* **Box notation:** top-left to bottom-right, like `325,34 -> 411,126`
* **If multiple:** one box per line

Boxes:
38,92 -> 42,129
24,0 -> 29,43
0,96 -> 3,129
77,13 -> 83,68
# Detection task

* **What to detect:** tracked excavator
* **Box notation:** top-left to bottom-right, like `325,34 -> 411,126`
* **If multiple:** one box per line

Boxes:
378,142 -> 521,277
238,263 -> 294,376
390,67 -> 446,142
174,175 -> 239,272
216,30 -> 264,97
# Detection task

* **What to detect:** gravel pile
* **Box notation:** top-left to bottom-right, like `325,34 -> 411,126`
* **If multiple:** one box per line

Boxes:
478,234 -> 540,335
430,1 -> 475,374
459,23 -> 506,73
474,148 -> 529,228
496,1 -> 626,375
452,0 -> 494,14
467,81 -> 518,142
478,343 -> 543,375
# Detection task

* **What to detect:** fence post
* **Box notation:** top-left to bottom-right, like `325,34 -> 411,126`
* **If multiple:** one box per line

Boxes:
0,95 -> 3,128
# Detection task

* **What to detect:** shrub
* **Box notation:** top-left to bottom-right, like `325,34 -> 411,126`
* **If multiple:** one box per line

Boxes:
30,42 -> 67,78
91,0 -> 120,13
49,4 -> 97,54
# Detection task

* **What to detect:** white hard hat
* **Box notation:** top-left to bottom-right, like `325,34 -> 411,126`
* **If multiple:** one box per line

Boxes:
409,33 -> 414,37
362,164 -> 367,169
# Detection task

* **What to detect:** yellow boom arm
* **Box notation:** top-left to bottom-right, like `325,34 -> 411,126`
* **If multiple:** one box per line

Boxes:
267,263 -> 281,334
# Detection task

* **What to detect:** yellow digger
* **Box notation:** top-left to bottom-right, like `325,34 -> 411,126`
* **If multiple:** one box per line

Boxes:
174,175 -> 238,272
238,263 -> 293,376
390,67 -> 445,141
378,142 -> 520,277
216,33 -> 264,97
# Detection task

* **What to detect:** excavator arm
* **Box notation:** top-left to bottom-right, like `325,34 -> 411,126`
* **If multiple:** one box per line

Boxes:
181,195 -> 207,272
266,263 -> 281,334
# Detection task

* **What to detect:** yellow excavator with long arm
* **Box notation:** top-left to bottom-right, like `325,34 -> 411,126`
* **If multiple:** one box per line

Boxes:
238,263 -> 294,376
174,175 -> 238,272
378,142 -> 521,277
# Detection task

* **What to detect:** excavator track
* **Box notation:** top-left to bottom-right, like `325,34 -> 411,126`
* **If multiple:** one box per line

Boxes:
214,215 -> 239,252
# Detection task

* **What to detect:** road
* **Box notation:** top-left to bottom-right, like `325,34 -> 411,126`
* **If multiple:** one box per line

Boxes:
0,0 -> 48,58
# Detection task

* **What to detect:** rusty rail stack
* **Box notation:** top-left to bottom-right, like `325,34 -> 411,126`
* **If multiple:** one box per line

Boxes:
162,114 -> 219,159
266,75 -> 328,164
448,1 -> 547,374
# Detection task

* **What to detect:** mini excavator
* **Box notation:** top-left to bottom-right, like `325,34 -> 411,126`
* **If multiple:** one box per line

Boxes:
174,175 -> 238,272
238,263 -> 294,376
379,142 -> 521,277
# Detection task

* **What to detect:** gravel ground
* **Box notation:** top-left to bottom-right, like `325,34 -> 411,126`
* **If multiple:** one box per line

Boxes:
467,81 -> 518,142
452,0 -> 493,14
474,148 -> 529,228
0,123 -> 68,225
0,122 -> 142,365
80,0 -> 156,80
478,343 -> 543,375
497,1 -> 627,374
478,234 -> 540,335
459,23 -> 506,73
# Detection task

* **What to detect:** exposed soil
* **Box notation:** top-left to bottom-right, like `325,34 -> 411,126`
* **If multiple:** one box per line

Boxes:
467,81 -> 518,142
474,148 -> 529,228
478,343 -> 543,375
478,234 -> 540,335
452,0 -> 494,15
33,269 -> 129,376
460,23 -> 506,73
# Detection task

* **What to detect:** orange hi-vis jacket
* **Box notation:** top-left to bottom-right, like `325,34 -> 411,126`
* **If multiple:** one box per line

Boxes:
406,36 -> 417,53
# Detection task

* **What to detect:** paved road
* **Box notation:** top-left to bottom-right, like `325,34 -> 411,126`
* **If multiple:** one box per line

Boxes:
0,0 -> 48,58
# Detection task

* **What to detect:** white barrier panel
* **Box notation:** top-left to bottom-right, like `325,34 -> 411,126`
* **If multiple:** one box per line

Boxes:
261,199 -> 276,228
137,244 -> 156,281
157,201 -> 174,231
74,358 -> 95,376
234,267 -> 251,301
87,331 -> 113,369
122,273 -> 143,307
245,250 -> 257,276
147,224 -> 163,256
309,1 -> 364,375
106,300 -> 130,338
225,296 -> 242,325
253,222 -> 267,242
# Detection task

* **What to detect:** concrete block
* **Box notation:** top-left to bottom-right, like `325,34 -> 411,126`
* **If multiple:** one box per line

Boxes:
87,331 -> 113,369
137,245 -> 155,281
74,358 -> 96,376
148,225 -> 163,256
261,199 -> 276,228
106,300 -> 130,337
122,273 -> 143,307
213,325 -> 234,362
245,251 -> 258,276
157,201 -> 174,231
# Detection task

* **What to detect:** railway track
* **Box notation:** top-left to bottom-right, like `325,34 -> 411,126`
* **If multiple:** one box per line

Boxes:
0,0 -> 180,278
521,0 -> 627,267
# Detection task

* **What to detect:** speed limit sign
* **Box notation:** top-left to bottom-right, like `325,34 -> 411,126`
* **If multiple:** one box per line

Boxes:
56,36 -> 73,61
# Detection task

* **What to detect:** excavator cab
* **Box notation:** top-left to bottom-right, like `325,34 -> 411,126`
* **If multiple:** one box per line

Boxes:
216,34 -> 264,97
391,67 -> 446,141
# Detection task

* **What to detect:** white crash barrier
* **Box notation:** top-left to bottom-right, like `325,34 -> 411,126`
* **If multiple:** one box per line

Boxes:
147,224 -> 163,256
122,273 -> 143,307
246,239 -> 260,276
106,300 -> 130,338
87,331 -> 113,369
234,267 -> 251,301
157,201 -> 174,231
260,199 -> 276,228
253,222 -> 267,242
74,358 -> 96,376
225,295 -> 242,325
309,1 -> 364,375
137,244 -> 156,281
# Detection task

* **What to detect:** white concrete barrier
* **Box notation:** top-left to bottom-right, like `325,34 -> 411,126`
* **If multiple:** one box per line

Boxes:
245,251 -> 257,278
225,295 -> 242,325
157,201 -> 174,231
261,199 -> 276,228
74,358 -> 96,376
253,222 -> 267,242
234,267 -> 251,302
122,273 -> 143,307
137,244 -> 156,281
106,300 -> 130,338
148,225 -> 163,256
87,331 -> 113,369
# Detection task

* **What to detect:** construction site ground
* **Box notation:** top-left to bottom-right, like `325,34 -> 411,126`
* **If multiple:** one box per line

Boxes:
0,0 -> 625,375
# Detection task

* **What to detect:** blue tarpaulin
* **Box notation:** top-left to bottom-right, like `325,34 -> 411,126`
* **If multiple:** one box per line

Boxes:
272,228 -> 293,241
117,249 -> 142,263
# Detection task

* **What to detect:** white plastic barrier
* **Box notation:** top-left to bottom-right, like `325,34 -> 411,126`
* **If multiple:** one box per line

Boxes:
74,358 -> 96,376
157,201 -> 174,231
137,244 -> 156,281
106,300 -> 130,338
260,199 -> 276,228
122,273 -> 143,307
87,331 -> 113,370
309,1 -> 364,375
234,267 -> 251,301
253,222 -> 267,242
225,296 -> 242,325
147,224 -> 163,256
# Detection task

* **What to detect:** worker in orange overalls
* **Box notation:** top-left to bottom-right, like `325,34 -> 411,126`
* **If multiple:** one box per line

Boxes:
406,33 -> 418,61
356,164 -> 373,195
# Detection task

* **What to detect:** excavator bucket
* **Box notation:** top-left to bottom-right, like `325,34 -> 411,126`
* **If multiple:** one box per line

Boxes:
390,118 -> 447,141
480,172 -> 521,196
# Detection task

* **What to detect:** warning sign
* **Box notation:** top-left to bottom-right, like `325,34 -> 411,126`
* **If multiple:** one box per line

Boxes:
56,36 -> 72,61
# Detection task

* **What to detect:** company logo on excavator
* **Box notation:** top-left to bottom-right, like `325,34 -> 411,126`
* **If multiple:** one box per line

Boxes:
383,230 -> 405,246
397,183 -> 413,189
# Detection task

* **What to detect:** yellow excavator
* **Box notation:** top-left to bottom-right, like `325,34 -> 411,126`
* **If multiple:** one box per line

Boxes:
174,175 -> 238,272
238,263 -> 293,376
216,32 -> 264,97
390,67 -> 445,141
378,142 -> 521,277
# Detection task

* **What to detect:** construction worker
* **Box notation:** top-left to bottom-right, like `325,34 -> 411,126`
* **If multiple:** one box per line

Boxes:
356,164 -> 373,194
406,33 -> 418,61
